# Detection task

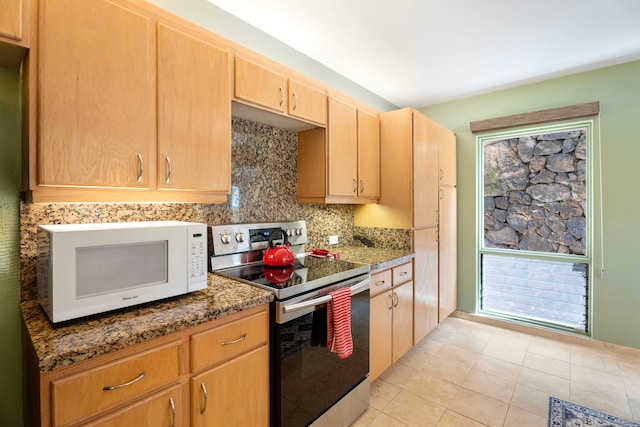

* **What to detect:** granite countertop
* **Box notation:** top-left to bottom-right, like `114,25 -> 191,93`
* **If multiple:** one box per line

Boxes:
22,274 -> 274,373
332,246 -> 415,270
22,246 -> 412,373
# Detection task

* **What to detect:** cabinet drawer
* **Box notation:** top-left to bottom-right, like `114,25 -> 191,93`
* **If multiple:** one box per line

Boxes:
51,341 -> 181,426
191,310 -> 268,372
392,262 -> 413,285
370,269 -> 392,296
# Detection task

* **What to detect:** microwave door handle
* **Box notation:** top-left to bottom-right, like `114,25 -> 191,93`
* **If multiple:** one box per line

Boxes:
282,277 -> 371,314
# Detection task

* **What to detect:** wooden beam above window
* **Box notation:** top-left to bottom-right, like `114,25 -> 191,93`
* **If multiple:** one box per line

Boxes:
470,101 -> 600,133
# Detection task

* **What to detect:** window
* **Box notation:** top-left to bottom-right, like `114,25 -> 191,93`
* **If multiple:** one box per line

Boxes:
477,120 -> 593,333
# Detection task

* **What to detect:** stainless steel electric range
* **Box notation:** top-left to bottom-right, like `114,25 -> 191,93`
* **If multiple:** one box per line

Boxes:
209,221 -> 371,427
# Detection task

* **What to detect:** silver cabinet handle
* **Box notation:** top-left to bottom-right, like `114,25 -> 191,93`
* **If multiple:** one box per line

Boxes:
353,178 -> 358,193
360,179 -> 365,193
169,397 -> 176,427
440,188 -> 444,199
374,280 -> 386,287
221,333 -> 246,346
165,157 -> 172,184
279,86 -> 284,106
398,271 -> 408,276
200,382 -> 207,414
292,92 -> 298,111
103,371 -> 146,391
137,153 -> 143,183
440,169 -> 444,181
387,294 -> 393,310
392,292 -> 399,308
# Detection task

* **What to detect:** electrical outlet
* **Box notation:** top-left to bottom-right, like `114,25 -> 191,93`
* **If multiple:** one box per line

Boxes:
328,235 -> 339,245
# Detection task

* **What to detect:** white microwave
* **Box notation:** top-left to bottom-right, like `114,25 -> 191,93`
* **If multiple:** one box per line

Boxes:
37,221 -> 208,323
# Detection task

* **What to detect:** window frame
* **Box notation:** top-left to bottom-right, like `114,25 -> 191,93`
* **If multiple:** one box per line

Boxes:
475,119 -> 595,334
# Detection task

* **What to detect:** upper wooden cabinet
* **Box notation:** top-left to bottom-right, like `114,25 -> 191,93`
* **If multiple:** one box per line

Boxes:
234,55 -> 287,113
234,53 -> 326,127
0,0 -> 30,68
357,108 -> 381,199
298,94 -> 379,204
157,23 -> 231,193
36,0 -> 155,189
354,108 -> 438,228
439,126 -> 457,186
327,95 -> 358,197
288,77 -> 326,125
28,0 -> 231,203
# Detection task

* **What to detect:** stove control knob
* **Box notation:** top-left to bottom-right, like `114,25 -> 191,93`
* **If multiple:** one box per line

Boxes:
220,233 -> 231,244
286,229 -> 293,237
235,232 -> 245,243
296,228 -> 303,236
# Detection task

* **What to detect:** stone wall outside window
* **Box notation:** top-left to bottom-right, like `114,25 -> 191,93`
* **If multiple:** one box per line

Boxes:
483,129 -> 587,255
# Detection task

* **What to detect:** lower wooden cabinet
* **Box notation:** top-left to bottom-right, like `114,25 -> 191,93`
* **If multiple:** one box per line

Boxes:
83,384 -> 182,427
27,304 -> 269,427
369,261 -> 414,381
191,346 -> 269,426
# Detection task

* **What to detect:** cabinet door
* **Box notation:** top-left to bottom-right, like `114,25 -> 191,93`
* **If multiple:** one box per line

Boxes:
234,55 -> 286,113
438,127 -> 457,186
84,384 -> 182,427
0,0 -> 23,41
38,0 -> 154,188
157,24 -> 231,192
357,109 -> 380,199
369,290 -> 393,381
392,280 -> 413,363
191,346 -> 269,427
288,78 -> 326,125
413,227 -> 438,343
439,186 -> 457,321
413,112 -> 439,228
327,96 -> 358,197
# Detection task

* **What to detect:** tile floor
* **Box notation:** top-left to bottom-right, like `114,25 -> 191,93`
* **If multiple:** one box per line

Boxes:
352,315 -> 640,426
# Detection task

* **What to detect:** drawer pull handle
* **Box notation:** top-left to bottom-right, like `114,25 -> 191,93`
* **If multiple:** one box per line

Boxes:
200,382 -> 208,414
399,271 -> 408,276
103,371 -> 146,391
375,280 -> 386,286
169,397 -> 176,427
221,333 -> 247,346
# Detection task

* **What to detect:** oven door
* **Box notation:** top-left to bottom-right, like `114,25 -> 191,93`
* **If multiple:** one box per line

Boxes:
272,275 -> 370,427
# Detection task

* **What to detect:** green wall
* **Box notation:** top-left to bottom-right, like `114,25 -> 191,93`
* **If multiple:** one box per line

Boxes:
0,67 -> 23,425
420,60 -> 640,349
145,0 -> 398,113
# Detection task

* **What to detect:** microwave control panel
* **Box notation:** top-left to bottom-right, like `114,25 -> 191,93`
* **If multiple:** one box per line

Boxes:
188,224 -> 208,290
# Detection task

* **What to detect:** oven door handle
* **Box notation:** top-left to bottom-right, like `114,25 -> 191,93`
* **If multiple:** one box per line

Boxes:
282,277 -> 370,314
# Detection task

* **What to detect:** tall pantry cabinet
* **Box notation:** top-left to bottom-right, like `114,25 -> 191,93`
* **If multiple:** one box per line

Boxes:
354,108 -> 457,345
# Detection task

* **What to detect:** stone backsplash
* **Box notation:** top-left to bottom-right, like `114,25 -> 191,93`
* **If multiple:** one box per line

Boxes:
20,118 -> 409,302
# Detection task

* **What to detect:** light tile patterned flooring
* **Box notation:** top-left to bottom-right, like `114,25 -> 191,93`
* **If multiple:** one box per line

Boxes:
352,316 -> 640,426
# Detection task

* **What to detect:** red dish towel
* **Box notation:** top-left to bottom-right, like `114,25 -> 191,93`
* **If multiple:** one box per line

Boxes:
327,287 -> 353,359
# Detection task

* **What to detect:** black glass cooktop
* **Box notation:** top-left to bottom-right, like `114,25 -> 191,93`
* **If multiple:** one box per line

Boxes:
215,255 -> 369,300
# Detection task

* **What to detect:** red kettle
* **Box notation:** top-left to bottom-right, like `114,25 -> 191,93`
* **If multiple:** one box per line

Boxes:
263,229 -> 295,267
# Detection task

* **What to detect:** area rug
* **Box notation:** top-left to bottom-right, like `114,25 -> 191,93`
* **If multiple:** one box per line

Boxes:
548,396 -> 640,427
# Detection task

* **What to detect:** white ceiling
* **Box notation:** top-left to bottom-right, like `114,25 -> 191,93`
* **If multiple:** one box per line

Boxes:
205,0 -> 640,108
